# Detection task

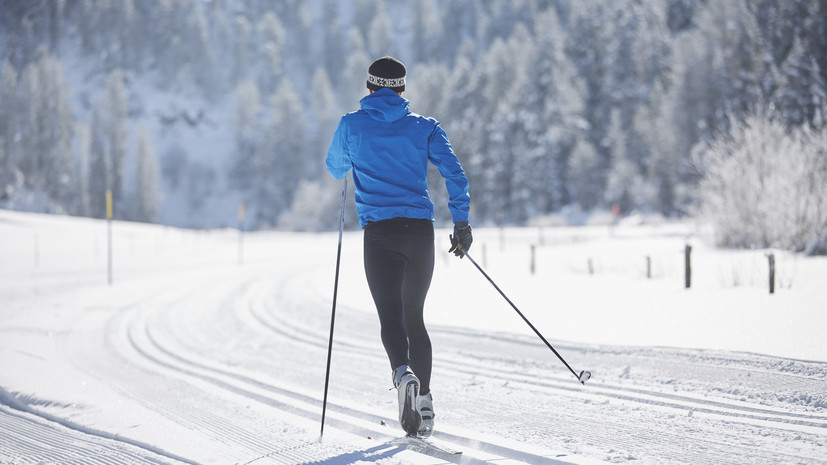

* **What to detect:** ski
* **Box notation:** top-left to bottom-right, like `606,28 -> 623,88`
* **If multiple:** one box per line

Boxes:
388,434 -> 462,460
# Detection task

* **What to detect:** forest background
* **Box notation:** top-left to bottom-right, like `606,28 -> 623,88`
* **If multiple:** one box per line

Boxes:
1,0 -> 825,253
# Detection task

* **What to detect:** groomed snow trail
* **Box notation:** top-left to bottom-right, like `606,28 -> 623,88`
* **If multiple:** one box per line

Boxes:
1,211 -> 825,464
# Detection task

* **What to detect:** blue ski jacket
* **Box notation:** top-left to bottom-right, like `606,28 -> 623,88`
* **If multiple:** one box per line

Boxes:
326,88 -> 471,227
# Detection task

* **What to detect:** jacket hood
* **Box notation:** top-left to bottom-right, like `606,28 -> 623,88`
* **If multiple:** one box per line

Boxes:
360,87 -> 410,122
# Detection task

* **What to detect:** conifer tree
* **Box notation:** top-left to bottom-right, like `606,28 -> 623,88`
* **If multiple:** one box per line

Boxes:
134,123 -> 161,223
104,69 -> 128,216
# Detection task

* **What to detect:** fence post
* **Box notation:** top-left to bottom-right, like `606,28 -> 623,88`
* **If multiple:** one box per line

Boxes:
684,244 -> 692,289
646,255 -> 651,279
768,253 -> 775,294
530,245 -> 536,274
588,258 -> 594,275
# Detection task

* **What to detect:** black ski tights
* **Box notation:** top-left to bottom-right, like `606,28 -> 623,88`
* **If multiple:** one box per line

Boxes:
364,217 -> 434,395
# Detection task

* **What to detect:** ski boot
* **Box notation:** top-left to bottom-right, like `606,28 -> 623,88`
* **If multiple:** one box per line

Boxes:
392,365 -> 421,436
417,392 -> 434,437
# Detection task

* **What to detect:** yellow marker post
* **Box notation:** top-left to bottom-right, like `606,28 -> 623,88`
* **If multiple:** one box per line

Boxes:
106,191 -> 113,220
106,190 -> 113,285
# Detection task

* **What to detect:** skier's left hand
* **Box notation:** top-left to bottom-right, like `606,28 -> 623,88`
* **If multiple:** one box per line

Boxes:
448,221 -> 472,258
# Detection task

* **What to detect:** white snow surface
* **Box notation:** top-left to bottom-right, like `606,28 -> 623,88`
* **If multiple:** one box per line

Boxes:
1,209 -> 825,464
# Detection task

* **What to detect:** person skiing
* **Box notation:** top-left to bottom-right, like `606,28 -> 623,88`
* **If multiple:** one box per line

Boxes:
325,56 -> 472,437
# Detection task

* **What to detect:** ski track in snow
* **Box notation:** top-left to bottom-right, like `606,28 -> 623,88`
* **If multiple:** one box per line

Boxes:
111,263 -> 579,464
0,405 -> 182,465
101,263 -> 827,463
1,212 -> 826,464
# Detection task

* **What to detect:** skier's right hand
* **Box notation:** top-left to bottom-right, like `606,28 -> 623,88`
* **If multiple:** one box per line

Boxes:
448,221 -> 472,258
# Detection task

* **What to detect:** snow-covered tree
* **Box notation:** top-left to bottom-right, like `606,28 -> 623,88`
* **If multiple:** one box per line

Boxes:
0,60 -> 20,201
411,0 -> 443,63
19,49 -> 74,211
187,4 -> 213,94
566,1 -> 614,192
257,12 -> 285,96
604,110 -> 641,213
341,28 -> 370,108
568,139 -> 602,211
775,36 -> 826,127
73,122 -> 92,217
133,123 -> 161,223
278,177 -> 354,231
367,3 -> 393,59
104,69 -> 128,216
310,68 -> 339,167
264,78 -> 306,221
697,112 -> 827,253
525,8 -> 582,214
1,0 -> 824,233
320,0 -> 347,88
232,16 -> 252,85
232,79 -> 262,196
88,105 -> 109,219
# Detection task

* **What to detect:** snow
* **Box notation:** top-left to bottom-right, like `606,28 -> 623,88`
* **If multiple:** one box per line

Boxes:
1,209 -> 825,464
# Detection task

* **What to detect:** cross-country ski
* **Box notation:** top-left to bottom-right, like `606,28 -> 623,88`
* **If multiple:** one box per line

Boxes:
388,435 -> 463,461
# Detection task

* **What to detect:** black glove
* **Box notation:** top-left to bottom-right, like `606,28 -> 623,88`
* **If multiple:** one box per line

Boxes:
448,221 -> 472,258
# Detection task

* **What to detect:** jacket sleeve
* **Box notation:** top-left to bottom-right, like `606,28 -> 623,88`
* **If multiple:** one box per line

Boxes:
326,118 -> 352,180
428,123 -> 471,223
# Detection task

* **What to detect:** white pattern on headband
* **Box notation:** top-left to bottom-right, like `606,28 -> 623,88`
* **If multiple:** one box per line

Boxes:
367,73 -> 406,88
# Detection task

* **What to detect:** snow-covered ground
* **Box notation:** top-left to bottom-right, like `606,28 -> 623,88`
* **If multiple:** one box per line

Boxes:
1,209 -> 825,464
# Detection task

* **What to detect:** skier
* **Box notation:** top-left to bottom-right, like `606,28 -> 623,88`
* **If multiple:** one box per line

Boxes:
326,56 -> 472,437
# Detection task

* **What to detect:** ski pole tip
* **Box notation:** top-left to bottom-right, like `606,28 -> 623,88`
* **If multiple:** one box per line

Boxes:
578,370 -> 591,384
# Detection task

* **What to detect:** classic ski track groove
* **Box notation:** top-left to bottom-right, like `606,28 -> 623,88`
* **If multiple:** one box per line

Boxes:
227,266 -> 827,461
243,272 -> 827,434
229,269 -> 827,463
0,400 -> 189,464
264,268 -> 827,463
111,270 -> 580,465
113,280 -> 304,461
121,267 -> 824,464
10,257 -> 818,464
245,310 -> 826,462
0,276 -> 221,465
130,315 -> 574,464
4,224 -> 824,465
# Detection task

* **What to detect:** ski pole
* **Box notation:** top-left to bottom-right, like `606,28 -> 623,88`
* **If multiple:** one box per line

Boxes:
459,245 -> 591,385
320,178 -> 347,437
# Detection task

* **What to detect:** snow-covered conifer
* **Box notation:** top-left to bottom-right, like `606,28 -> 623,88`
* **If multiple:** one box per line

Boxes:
134,123 -> 161,223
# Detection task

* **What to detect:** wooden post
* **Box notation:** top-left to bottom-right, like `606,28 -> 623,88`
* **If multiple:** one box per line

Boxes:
588,258 -> 594,275
530,245 -> 536,275
768,253 -> 775,294
684,244 -> 692,289
646,255 -> 651,279
106,190 -> 113,286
